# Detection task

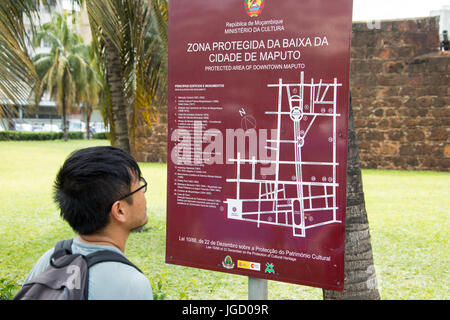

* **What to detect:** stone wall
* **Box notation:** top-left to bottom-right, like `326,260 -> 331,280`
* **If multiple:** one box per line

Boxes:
133,17 -> 449,171
351,16 -> 449,171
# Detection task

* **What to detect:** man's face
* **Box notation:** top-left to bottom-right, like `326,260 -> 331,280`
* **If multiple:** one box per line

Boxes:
125,176 -> 148,232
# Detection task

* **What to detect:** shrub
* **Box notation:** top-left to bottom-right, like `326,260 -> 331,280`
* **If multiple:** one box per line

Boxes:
0,278 -> 20,300
92,132 -> 108,139
67,131 -> 83,140
0,131 -> 84,141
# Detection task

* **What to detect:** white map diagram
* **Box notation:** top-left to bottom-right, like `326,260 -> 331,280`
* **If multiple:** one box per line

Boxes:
225,71 -> 343,238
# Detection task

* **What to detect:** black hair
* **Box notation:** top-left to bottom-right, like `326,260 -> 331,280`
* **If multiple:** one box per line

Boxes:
53,146 -> 142,235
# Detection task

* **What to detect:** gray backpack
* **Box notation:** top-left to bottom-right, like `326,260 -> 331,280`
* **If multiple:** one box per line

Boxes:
13,239 -> 142,300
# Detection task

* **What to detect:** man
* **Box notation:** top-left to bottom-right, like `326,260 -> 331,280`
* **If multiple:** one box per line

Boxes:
22,146 -> 153,299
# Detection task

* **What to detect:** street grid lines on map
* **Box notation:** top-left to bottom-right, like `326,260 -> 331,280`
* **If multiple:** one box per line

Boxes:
225,71 -> 343,238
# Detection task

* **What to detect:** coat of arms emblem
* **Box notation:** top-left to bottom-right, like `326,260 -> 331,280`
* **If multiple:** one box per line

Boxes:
244,0 -> 265,18
222,255 -> 235,269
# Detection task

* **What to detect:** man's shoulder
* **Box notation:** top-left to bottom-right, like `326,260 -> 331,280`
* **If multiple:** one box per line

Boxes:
88,261 -> 153,300
25,240 -> 153,300
71,239 -> 153,300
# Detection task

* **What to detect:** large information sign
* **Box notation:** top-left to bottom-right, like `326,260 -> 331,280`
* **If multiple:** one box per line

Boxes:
166,0 -> 353,290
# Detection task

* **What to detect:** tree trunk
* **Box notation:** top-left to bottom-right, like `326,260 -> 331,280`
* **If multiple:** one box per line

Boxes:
86,108 -> 91,140
104,38 -> 130,153
323,96 -> 380,300
62,93 -> 68,142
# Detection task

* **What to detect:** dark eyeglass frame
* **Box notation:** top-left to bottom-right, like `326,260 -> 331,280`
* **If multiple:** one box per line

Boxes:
118,177 -> 147,201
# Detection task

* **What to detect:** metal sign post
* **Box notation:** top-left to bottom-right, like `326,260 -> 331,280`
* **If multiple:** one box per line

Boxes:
248,277 -> 268,300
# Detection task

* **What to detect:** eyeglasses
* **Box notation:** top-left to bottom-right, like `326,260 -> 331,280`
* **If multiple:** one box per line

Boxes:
118,177 -> 147,200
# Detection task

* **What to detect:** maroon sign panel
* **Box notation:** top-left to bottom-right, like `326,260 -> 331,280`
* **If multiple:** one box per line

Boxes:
166,0 -> 353,290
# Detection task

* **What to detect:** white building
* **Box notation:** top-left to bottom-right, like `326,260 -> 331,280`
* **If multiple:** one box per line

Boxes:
430,5 -> 450,41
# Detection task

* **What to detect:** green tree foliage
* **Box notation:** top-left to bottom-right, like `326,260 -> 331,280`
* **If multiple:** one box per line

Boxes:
85,0 -> 168,152
32,11 -> 94,141
0,0 -> 41,122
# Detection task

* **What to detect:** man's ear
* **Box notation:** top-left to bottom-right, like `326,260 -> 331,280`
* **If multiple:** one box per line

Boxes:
110,200 -> 127,223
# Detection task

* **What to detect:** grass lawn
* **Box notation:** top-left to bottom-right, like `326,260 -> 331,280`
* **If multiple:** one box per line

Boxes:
0,140 -> 448,299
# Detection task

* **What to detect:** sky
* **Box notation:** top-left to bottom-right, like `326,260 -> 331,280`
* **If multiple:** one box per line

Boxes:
352,0 -> 449,21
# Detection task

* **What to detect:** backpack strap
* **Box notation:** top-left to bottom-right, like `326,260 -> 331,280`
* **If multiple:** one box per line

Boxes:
50,239 -> 75,267
85,250 -> 143,273
54,239 -> 73,255
50,239 -> 142,273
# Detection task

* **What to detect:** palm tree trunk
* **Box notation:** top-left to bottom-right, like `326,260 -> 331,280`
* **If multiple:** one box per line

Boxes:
104,38 -> 130,153
62,92 -> 68,142
86,109 -> 91,140
323,95 -> 380,300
